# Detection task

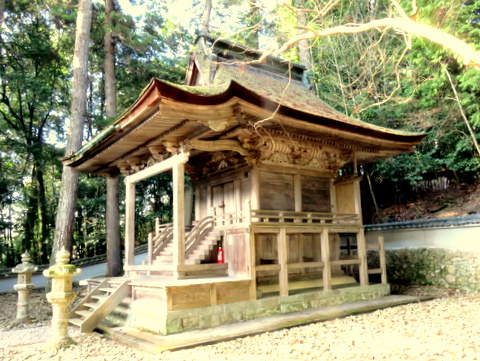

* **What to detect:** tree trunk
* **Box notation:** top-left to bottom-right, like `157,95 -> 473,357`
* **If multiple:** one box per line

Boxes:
201,0 -> 212,35
35,167 -> 50,264
104,0 -> 116,119
50,0 -> 92,264
293,0 -> 313,71
104,0 -> 122,276
0,0 -> 4,27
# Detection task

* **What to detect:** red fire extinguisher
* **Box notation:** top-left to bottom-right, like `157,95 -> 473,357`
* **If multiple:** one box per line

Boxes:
217,246 -> 224,264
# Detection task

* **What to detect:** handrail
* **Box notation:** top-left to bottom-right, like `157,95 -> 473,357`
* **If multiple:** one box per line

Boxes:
250,209 -> 359,225
213,210 -> 249,227
185,216 -> 214,257
149,222 -> 174,262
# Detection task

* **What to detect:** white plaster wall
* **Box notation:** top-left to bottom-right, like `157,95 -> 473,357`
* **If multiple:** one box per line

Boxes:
366,225 -> 480,253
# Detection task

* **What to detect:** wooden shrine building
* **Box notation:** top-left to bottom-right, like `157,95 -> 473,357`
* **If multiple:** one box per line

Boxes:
64,35 -> 425,335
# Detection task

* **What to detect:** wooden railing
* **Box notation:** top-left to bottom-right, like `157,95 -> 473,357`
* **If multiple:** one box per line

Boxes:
148,222 -> 173,264
185,216 -> 214,257
212,209 -> 250,228
250,210 -> 359,225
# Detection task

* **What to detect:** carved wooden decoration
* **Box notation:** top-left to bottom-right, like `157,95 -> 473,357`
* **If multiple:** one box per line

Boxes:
253,136 -> 352,173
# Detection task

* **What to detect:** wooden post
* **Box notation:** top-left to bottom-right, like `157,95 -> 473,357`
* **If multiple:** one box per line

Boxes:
277,228 -> 288,296
248,229 -> 257,300
234,179 -> 241,223
124,181 -> 135,268
172,161 -> 185,274
194,184 -> 201,221
357,229 -> 369,286
106,174 -> 122,276
207,185 -> 213,216
294,174 -> 302,212
378,236 -> 387,284
147,233 -> 153,266
320,228 -> 331,291
353,178 -> 363,224
329,178 -> 337,214
250,168 -> 260,211
353,152 -> 358,176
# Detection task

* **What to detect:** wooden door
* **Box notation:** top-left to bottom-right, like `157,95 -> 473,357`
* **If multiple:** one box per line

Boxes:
212,181 -> 235,215
212,184 -> 225,215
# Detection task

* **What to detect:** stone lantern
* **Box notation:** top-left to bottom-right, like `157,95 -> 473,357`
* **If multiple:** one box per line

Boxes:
43,247 -> 81,349
12,251 -> 38,321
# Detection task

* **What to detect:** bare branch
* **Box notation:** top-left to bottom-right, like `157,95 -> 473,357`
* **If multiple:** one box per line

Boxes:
260,17 -> 480,69
445,68 -> 480,157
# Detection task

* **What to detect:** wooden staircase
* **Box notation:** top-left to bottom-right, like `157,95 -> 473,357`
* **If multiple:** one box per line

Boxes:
148,228 -> 223,265
144,216 -> 223,267
185,229 -> 222,264
69,278 -> 130,332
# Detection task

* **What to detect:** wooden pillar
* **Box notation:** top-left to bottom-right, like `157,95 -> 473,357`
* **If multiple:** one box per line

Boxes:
353,178 -> 363,223
378,236 -> 387,284
124,181 -> 135,268
329,178 -> 337,214
194,184 -> 201,222
277,228 -> 288,296
234,179 -> 242,222
106,174 -> 122,276
207,185 -> 213,216
294,174 -> 302,212
172,161 -> 185,273
320,227 -> 331,291
250,168 -> 260,210
357,228 -> 368,286
248,230 -> 257,300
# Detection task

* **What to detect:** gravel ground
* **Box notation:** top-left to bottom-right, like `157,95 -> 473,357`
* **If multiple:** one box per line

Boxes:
1,286 -> 479,360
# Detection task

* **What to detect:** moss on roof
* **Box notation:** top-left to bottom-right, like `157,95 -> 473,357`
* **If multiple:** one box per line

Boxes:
211,59 -> 419,136
163,80 -> 229,96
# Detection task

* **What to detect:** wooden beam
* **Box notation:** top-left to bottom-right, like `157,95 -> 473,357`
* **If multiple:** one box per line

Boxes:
189,139 -> 249,156
172,160 -> 185,274
277,227 -> 288,296
124,181 -> 135,268
320,228 -> 331,291
125,152 -> 189,184
357,229 -> 369,286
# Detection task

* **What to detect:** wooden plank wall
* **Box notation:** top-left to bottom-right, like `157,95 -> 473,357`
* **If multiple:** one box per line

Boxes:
335,182 -> 355,214
302,175 -> 331,212
259,171 -> 295,211
225,229 -> 250,277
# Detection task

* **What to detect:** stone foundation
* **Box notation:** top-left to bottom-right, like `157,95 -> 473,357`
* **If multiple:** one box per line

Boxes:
368,249 -> 480,292
128,283 -> 390,335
